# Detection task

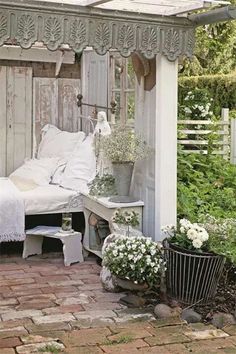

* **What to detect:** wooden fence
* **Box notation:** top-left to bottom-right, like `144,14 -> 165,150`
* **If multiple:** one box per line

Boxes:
178,108 -> 236,164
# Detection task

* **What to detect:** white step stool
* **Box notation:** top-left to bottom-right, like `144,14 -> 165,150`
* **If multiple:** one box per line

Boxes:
23,226 -> 84,266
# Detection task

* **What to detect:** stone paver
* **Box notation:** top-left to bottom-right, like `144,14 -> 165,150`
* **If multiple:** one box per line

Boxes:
0,254 -> 235,353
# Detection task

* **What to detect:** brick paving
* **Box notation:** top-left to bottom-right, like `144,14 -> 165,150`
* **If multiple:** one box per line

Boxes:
0,253 -> 236,353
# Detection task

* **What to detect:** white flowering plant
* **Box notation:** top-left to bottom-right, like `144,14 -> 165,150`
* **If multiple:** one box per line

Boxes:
100,127 -> 151,163
103,236 -> 166,287
179,88 -> 214,121
162,218 -> 210,253
112,209 -> 139,228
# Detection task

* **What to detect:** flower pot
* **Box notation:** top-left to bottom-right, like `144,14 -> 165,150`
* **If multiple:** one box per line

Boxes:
113,275 -> 149,291
112,162 -> 134,196
163,240 -> 225,305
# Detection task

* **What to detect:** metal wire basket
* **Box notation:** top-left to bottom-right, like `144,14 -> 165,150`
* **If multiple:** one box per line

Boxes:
163,240 -> 225,305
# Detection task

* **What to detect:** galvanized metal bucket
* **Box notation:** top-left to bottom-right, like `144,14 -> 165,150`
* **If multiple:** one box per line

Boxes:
112,162 -> 134,196
164,240 -> 225,305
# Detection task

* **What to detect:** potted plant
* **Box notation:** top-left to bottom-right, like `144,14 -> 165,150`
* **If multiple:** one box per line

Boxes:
162,219 -> 225,305
103,235 -> 165,291
100,127 -> 151,202
111,208 -> 140,236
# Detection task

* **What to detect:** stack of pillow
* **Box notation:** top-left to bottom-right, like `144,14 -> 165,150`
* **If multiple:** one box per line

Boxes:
10,124 -> 96,193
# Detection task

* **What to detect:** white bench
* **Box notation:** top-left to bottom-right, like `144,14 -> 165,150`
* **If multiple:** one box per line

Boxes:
23,226 -> 84,266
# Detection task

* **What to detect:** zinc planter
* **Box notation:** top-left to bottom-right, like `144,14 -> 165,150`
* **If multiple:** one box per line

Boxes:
164,240 -> 225,305
109,162 -> 137,203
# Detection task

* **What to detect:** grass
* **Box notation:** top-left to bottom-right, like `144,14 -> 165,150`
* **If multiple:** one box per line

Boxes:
38,344 -> 62,353
103,334 -> 134,346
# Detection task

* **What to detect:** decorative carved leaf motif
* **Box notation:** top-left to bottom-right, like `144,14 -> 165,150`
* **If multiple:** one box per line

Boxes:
141,26 -> 159,57
165,29 -> 180,54
95,23 -> 110,48
17,14 -> 35,43
118,25 -> 134,49
44,17 -> 61,44
70,19 -> 86,50
0,14 -> 7,39
186,30 -> 195,55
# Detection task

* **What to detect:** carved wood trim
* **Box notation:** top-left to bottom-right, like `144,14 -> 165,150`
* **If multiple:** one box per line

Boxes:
0,2 -> 195,61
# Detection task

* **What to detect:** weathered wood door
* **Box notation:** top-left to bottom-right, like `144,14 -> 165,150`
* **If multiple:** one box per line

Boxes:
0,66 -> 32,176
33,78 -> 80,151
81,49 -> 109,117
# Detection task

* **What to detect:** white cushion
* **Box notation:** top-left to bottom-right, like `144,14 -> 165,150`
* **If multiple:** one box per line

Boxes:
60,134 -> 96,192
9,158 -> 59,188
37,124 -> 85,159
51,160 -> 67,185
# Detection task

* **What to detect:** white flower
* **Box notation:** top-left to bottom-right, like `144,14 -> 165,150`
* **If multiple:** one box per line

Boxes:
192,239 -> 203,249
180,226 -> 185,234
113,250 -> 118,256
187,228 -> 198,240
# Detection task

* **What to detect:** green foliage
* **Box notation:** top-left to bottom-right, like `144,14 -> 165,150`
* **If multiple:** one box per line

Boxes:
202,215 -> 236,264
177,151 -> 236,222
180,8 -> 236,76
179,74 -> 236,116
89,174 -> 117,197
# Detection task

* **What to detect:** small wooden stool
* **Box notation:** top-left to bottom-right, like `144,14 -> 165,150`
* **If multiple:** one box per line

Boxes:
23,226 -> 84,266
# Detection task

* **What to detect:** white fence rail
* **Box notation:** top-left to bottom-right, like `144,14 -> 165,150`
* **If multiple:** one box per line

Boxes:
178,108 -> 236,163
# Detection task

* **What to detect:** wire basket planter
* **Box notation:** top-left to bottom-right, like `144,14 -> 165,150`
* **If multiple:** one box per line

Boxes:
163,240 -> 225,305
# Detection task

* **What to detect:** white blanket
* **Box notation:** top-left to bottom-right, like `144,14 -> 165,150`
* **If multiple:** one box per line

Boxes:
0,178 -> 25,242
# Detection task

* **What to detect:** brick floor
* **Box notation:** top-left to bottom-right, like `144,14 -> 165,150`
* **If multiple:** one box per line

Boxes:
0,254 -> 235,353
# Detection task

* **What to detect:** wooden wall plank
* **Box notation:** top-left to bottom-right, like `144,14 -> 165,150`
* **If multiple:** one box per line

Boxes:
0,66 -> 7,176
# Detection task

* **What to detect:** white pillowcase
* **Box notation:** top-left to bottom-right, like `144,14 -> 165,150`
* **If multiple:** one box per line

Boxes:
60,134 -> 96,192
37,124 -> 85,160
9,158 -> 59,187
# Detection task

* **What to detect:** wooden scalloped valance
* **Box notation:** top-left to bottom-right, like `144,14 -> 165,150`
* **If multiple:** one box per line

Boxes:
0,0 -> 195,61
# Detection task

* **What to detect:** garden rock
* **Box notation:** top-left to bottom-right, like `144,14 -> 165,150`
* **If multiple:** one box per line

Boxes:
102,234 -> 120,256
100,267 -> 120,292
211,312 -> 236,328
181,309 -> 202,323
119,294 -> 146,308
154,304 -> 179,319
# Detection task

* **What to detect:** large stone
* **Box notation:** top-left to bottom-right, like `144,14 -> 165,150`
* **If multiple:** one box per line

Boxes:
119,294 -> 146,308
100,267 -> 120,293
16,340 -> 65,354
211,312 -> 236,329
181,309 -> 202,323
154,304 -> 176,319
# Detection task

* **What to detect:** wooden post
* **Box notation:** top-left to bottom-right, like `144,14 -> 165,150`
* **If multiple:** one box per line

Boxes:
221,108 -> 229,160
155,54 -> 178,241
231,118 -> 236,165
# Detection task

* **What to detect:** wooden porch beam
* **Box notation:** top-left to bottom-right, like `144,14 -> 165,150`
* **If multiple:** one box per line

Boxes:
81,0 -> 112,6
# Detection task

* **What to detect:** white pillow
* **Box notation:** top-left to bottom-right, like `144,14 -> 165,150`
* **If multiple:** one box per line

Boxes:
51,160 -> 67,185
9,158 -> 59,187
60,134 -> 96,192
37,124 -> 85,159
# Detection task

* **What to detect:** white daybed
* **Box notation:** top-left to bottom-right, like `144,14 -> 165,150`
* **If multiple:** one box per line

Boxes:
0,123 -> 96,243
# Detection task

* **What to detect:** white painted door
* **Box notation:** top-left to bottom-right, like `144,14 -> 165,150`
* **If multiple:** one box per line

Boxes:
33,78 -> 80,152
0,66 -> 32,176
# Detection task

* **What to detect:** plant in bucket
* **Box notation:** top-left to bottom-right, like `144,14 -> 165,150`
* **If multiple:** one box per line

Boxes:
103,235 -> 166,291
100,127 -> 151,203
111,208 -> 139,236
162,219 -> 225,305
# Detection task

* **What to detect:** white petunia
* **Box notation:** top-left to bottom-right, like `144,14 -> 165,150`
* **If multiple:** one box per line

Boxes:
187,228 -> 198,240
192,238 -> 203,249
